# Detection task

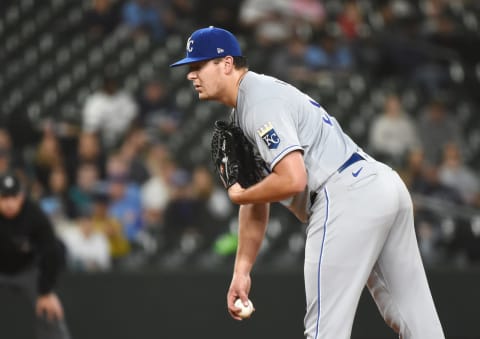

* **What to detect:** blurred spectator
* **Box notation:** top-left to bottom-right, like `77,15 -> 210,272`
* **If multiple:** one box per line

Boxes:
240,0 -> 326,48
141,143 -> 174,238
82,75 -> 138,152
136,80 -> 182,139
0,128 -> 23,174
168,0 -> 196,34
192,166 -> 231,219
417,99 -> 463,165
369,93 -> 420,166
338,0 -> 366,41
239,0 -> 325,47
122,0 -> 166,41
270,36 -> 309,83
194,0 -> 242,33
421,0 -> 480,75
191,165 -> 233,230
398,147 -> 427,191
305,31 -> 354,73
107,174 -> 143,243
0,129 -> 12,172
289,0 -> 326,31
33,126 -> 64,192
143,141 -> 172,176
413,164 -> 464,206
61,216 -> 111,272
106,151 -> 130,179
399,147 -> 462,265
269,30 -> 354,85
399,147 -> 462,205
438,142 -> 480,206
91,192 -> 131,264
105,153 -> 143,243
0,148 -> 12,176
39,166 -> 75,227
162,168 -> 204,251
42,119 -> 82,188
117,128 -> 150,185
421,0 -> 457,38
68,162 -> 100,218
239,0 -> 292,47
85,0 -> 121,37
369,2 -> 451,94
77,132 -> 107,179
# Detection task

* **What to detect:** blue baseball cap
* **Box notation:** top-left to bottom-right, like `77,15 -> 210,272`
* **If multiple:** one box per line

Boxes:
170,26 -> 242,67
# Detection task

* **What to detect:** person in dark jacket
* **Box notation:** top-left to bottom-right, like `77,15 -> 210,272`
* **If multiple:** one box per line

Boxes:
0,172 -> 71,339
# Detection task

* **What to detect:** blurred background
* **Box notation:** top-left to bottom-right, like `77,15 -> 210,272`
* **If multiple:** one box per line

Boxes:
0,0 -> 479,338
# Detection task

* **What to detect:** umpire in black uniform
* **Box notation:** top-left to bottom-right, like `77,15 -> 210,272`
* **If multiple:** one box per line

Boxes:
0,172 -> 71,339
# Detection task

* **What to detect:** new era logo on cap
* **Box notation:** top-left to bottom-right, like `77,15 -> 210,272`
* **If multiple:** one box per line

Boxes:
3,176 -> 14,188
0,172 -> 21,196
170,26 -> 242,67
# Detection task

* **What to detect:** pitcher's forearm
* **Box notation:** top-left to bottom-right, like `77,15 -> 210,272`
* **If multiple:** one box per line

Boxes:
228,151 -> 307,205
233,203 -> 270,275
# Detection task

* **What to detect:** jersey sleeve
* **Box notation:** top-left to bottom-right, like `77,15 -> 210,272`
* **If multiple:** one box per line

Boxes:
246,98 -> 303,171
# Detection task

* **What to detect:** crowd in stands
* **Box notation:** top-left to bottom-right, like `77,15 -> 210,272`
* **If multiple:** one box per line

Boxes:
1,0 -> 479,272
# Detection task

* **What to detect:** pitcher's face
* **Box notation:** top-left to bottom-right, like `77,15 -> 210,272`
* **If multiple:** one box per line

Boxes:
187,58 -> 227,101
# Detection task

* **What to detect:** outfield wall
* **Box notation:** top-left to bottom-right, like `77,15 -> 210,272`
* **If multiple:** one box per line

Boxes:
1,268 -> 478,339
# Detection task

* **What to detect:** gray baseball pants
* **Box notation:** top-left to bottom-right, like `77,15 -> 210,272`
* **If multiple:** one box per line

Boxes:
303,160 -> 445,338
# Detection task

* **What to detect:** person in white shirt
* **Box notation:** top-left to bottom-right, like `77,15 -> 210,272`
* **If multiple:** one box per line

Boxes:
61,216 -> 111,272
82,75 -> 138,151
369,93 -> 420,166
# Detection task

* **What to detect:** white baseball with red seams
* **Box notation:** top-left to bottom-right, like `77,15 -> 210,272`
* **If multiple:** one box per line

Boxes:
234,299 -> 254,318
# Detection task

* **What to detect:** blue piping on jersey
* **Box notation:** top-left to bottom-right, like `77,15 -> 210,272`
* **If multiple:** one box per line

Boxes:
314,188 -> 329,339
270,145 -> 303,170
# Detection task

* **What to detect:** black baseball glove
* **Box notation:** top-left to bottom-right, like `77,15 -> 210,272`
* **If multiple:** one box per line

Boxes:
211,120 -> 267,189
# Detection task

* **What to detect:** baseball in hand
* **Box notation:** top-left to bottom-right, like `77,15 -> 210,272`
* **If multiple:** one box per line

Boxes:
234,298 -> 254,318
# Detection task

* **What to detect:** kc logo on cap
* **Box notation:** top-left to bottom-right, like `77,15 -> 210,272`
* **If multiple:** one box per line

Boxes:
186,37 -> 194,52
170,26 -> 242,67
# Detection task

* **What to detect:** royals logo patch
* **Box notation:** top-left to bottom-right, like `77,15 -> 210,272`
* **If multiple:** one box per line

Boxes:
257,122 -> 280,149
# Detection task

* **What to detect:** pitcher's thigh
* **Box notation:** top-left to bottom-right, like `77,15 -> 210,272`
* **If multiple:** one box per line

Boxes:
304,194 -> 393,338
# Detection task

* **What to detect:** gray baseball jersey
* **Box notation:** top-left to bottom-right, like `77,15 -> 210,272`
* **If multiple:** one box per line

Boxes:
233,71 -> 445,338
234,72 -> 357,192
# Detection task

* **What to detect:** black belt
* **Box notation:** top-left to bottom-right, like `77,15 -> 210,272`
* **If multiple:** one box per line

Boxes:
310,152 -> 365,205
